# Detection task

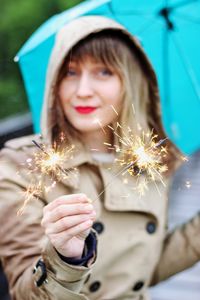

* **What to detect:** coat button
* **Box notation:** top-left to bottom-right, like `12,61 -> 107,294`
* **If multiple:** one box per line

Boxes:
146,221 -> 156,234
92,222 -> 104,234
132,281 -> 144,291
89,281 -> 101,292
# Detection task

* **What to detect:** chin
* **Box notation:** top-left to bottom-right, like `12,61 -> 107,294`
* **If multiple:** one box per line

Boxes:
76,126 -> 99,133
73,123 -> 102,133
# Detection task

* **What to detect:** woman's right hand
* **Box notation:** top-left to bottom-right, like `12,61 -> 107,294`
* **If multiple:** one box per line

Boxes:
41,194 -> 96,259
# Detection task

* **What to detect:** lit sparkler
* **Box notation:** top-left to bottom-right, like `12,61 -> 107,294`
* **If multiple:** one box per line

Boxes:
105,123 -> 167,176
115,133 -> 168,180
18,134 -> 77,214
181,155 -> 189,162
32,140 -> 76,181
89,105 -> 169,198
92,129 -> 168,201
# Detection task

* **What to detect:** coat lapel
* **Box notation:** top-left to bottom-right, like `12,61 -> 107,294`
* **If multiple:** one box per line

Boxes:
100,167 -> 169,220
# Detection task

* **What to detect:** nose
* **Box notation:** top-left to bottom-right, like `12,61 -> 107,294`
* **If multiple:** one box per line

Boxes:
76,72 -> 93,99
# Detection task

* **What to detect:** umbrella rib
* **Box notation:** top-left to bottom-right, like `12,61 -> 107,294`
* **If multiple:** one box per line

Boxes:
107,3 -> 157,29
107,3 -> 154,16
171,0 -> 199,10
115,12 -> 155,16
173,12 -> 200,25
162,22 -> 171,117
136,18 -> 159,35
105,12 -> 156,17
171,33 -> 200,102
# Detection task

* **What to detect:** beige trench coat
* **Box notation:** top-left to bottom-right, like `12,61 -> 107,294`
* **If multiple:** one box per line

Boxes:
1,16 -> 200,300
0,134 -> 200,300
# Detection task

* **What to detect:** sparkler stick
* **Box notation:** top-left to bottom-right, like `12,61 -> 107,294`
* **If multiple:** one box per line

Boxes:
94,157 -> 139,201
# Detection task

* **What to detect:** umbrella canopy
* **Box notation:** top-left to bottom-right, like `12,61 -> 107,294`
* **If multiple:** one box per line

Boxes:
15,0 -> 200,155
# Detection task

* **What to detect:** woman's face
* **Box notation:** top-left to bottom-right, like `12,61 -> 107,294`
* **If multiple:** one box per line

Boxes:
58,56 -> 123,135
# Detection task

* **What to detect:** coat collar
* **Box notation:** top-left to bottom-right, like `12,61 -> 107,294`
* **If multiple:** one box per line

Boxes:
58,143 -> 115,189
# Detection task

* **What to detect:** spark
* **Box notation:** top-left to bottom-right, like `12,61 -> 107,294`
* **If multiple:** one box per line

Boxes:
93,118 -> 106,134
121,194 -> 130,198
17,179 -> 58,215
91,148 -> 99,152
123,178 -> 128,184
44,180 -> 57,193
104,142 -> 113,150
181,155 -> 189,162
17,182 -> 43,216
132,104 -> 136,115
107,125 -> 114,131
132,179 -> 149,197
110,105 -> 119,116
60,131 -> 65,142
185,180 -> 191,189
116,122 -> 122,129
104,142 -> 112,146
137,123 -> 142,131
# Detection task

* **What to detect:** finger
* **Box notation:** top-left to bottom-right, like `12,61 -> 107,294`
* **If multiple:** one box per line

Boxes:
42,202 -> 95,224
43,193 -> 89,213
45,211 -> 96,234
50,220 -> 93,248
64,219 -> 93,240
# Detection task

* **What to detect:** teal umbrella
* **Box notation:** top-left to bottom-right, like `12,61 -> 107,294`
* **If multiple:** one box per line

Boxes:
15,0 -> 200,155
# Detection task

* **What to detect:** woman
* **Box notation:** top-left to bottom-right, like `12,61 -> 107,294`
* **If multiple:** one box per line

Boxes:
0,16 -> 200,300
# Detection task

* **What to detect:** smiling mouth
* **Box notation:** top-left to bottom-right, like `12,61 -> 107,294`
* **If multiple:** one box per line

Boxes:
74,106 -> 97,114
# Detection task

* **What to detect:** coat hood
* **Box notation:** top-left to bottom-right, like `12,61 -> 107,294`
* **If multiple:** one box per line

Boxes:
41,15 -> 160,143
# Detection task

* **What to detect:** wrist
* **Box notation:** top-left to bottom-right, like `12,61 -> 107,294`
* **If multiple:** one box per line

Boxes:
55,239 -> 85,258
56,231 -> 97,266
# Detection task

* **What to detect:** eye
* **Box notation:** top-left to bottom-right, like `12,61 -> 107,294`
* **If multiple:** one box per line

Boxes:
65,68 -> 77,77
99,68 -> 113,76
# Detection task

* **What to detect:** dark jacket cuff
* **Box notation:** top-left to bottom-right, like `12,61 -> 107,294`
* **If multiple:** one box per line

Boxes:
57,231 -> 97,266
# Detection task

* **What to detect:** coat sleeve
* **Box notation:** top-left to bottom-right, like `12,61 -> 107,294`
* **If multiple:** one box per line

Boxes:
150,212 -> 200,285
0,147 -> 96,300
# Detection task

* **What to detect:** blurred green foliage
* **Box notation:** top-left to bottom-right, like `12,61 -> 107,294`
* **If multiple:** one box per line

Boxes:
0,0 -> 83,120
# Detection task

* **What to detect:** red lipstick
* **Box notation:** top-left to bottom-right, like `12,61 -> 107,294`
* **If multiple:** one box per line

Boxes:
75,106 -> 97,114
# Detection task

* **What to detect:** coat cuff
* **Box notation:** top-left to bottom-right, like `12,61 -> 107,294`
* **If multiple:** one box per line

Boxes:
57,231 -> 97,266
42,230 -> 97,290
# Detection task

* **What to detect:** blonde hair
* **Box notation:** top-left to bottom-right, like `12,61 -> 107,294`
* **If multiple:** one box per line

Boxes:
52,30 -> 181,173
